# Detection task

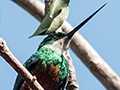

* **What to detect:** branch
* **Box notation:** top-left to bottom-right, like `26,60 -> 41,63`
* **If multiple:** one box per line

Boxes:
65,51 -> 79,90
62,22 -> 120,89
12,0 -> 45,22
0,38 -> 44,90
12,0 -> 120,89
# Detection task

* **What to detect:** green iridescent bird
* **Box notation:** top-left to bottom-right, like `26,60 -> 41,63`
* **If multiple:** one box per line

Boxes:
13,3 -> 106,90
29,0 -> 70,38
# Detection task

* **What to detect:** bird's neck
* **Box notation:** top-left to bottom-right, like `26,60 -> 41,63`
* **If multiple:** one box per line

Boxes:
42,39 -> 67,56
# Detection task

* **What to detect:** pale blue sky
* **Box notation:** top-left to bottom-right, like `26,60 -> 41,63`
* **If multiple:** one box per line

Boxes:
0,0 -> 120,90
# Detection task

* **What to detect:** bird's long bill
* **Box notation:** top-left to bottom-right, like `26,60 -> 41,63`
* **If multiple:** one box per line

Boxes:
66,3 -> 107,39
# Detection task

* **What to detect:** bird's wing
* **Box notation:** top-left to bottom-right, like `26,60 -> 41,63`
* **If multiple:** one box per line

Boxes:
13,52 -> 39,90
58,76 -> 69,90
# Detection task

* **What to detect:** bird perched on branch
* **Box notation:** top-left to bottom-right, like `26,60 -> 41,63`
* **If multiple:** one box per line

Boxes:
13,3 -> 106,90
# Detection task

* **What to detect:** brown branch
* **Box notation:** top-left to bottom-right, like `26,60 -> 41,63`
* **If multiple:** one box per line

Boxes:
0,38 -> 44,90
11,0 -> 120,89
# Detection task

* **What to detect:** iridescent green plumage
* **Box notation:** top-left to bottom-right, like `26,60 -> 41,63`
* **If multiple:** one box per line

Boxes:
13,33 -> 69,90
34,47 -> 69,80
13,3 -> 106,90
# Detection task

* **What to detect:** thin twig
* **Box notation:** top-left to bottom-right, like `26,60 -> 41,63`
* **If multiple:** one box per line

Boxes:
0,38 -> 44,90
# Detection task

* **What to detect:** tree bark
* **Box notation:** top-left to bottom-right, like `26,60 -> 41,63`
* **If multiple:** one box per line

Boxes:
0,38 -> 44,90
9,0 -> 120,89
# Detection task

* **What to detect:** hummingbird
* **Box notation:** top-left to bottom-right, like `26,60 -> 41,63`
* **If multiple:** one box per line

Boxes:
13,3 -> 107,90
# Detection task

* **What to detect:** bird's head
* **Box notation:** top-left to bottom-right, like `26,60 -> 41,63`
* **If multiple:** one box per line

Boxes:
38,3 -> 107,55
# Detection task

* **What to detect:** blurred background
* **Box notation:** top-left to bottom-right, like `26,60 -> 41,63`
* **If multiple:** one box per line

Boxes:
0,0 -> 120,89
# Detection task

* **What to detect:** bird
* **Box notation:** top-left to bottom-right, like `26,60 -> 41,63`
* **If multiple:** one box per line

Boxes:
13,3 -> 107,90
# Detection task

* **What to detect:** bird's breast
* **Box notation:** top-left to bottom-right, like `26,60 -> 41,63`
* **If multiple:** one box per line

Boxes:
32,63 -> 61,90
20,47 -> 69,90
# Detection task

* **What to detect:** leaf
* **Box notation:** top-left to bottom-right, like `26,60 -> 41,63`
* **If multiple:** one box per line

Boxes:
29,0 -> 70,38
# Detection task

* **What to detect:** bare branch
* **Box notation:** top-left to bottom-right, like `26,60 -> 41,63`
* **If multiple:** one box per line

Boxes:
13,0 -> 45,22
62,21 -> 120,89
11,0 -> 120,89
65,51 -> 79,90
0,38 -> 44,90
